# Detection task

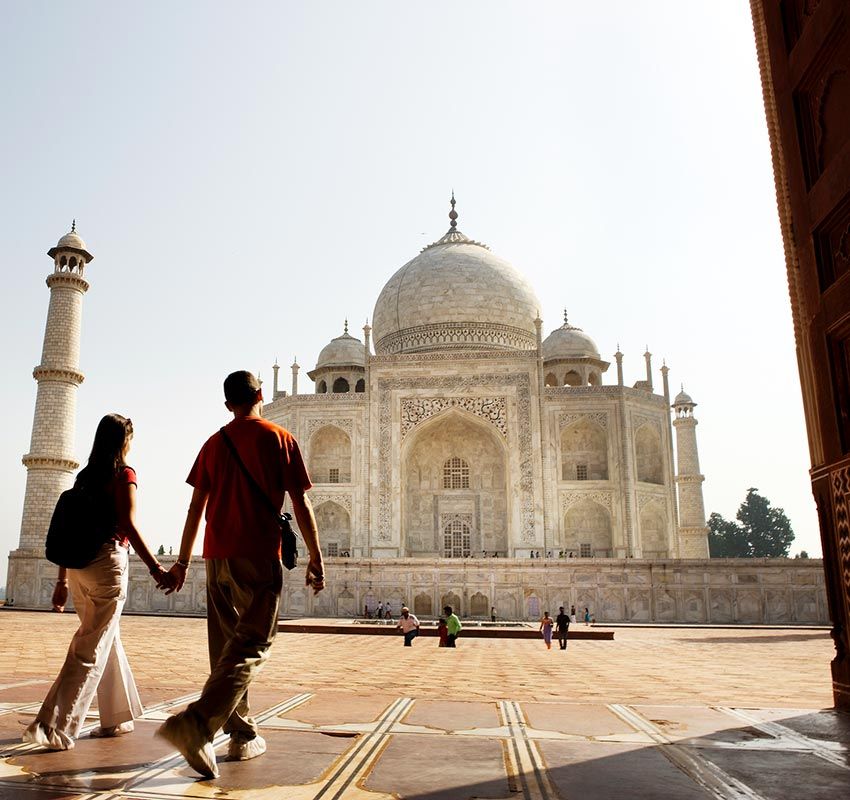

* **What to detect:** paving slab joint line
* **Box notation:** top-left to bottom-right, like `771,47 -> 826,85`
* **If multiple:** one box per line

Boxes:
310,696 -> 414,800
715,706 -> 850,771
499,700 -> 556,800
607,704 -> 767,800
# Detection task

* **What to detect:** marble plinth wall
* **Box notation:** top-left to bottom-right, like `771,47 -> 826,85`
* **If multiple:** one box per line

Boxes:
6,552 -> 828,624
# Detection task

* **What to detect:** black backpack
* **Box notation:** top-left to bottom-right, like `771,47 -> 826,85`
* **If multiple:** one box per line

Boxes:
45,484 -> 117,569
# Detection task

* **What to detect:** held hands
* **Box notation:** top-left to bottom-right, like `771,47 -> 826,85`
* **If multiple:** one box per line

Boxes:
306,556 -> 325,595
159,562 -> 188,595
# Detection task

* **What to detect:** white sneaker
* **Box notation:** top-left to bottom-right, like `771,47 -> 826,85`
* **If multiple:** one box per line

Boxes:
227,734 -> 266,761
90,721 -> 134,738
155,714 -> 219,779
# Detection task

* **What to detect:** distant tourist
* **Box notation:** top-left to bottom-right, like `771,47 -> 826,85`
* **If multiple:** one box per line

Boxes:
376,601 -> 384,619
539,611 -> 554,650
570,605 -> 577,624
568,551 -> 575,558
396,607 -> 420,646
156,371 -> 324,779
24,414 -> 168,751
443,605 -> 462,647
490,605 -> 497,623
584,607 -> 591,626
363,604 -> 370,619
555,606 -> 570,650
437,617 -> 448,647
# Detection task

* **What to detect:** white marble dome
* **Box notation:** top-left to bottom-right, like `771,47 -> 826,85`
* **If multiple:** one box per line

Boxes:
47,223 -> 93,262
674,388 -> 695,406
542,317 -> 600,361
371,225 -> 541,355
56,230 -> 87,250
316,324 -> 365,370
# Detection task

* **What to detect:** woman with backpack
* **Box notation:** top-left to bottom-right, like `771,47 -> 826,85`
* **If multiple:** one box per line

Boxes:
23,414 -> 169,750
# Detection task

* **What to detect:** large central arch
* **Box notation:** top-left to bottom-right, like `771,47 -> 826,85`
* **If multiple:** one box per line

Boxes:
401,408 -> 509,557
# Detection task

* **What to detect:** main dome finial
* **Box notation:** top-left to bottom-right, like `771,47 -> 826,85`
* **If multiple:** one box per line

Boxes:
449,190 -> 458,230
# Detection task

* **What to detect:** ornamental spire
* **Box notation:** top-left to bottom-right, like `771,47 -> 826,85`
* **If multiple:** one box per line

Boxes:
344,318 -> 349,335
449,191 -> 458,230
71,219 -> 76,233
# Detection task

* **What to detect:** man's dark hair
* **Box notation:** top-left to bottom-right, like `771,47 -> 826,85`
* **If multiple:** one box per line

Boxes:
443,605 -> 453,615
224,371 -> 261,405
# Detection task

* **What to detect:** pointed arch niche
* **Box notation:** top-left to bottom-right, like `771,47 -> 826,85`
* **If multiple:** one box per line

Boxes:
309,425 -> 352,484
561,419 -> 608,481
562,499 -> 612,557
635,424 -> 663,484
401,409 -> 508,557
639,502 -> 668,558
314,500 -> 351,555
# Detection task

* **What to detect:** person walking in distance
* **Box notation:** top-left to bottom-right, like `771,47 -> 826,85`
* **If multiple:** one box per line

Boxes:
437,617 -> 448,647
443,605 -> 462,647
376,601 -> 384,620
555,606 -> 570,650
24,414 -> 169,750
569,605 -> 577,625
539,611 -> 554,650
396,607 -> 420,646
584,607 -> 591,626
157,371 -> 324,779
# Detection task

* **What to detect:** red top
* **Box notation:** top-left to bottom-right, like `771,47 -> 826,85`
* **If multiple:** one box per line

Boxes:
187,416 -> 312,559
112,466 -> 137,547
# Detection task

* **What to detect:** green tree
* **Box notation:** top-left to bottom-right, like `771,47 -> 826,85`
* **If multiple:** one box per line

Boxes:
795,550 -> 810,559
708,512 -> 750,557
157,544 -> 166,556
708,488 -> 795,558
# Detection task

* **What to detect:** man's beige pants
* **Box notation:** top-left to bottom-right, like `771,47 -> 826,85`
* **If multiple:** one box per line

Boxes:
35,541 -> 143,739
184,557 -> 283,742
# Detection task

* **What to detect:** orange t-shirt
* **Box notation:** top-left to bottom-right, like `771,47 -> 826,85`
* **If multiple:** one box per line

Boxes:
187,416 -> 311,559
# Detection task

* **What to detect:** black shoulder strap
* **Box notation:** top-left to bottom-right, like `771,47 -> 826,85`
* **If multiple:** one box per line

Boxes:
219,426 -> 282,518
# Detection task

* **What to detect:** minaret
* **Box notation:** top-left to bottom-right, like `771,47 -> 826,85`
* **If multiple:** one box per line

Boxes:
672,387 -> 709,558
291,358 -> 299,396
614,345 -> 624,386
272,359 -> 280,398
644,347 -> 653,392
16,224 -> 93,557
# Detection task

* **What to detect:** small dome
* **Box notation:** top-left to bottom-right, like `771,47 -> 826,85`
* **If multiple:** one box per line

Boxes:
542,315 -> 600,361
56,230 -> 87,251
47,222 -> 93,262
315,324 -> 365,370
674,388 -> 695,406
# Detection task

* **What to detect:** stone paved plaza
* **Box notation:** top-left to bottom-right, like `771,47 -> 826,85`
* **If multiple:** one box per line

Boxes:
1,610 -> 847,798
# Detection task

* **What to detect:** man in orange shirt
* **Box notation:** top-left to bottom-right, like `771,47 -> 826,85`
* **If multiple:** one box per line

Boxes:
157,371 -> 323,779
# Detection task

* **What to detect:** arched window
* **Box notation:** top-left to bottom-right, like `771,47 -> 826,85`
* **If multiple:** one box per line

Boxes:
564,371 -> 582,387
588,372 -> 601,386
443,457 -> 470,489
333,377 -> 350,393
545,372 -> 558,387
317,380 -> 327,394
355,378 -> 365,393
443,520 -> 471,558
561,420 -> 608,480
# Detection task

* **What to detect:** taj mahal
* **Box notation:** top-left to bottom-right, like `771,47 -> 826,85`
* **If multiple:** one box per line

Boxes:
264,197 -> 707,564
5,203 -> 828,624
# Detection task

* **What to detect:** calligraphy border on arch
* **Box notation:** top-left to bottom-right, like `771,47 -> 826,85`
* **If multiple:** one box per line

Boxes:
377,374 -> 534,543
400,396 -> 507,439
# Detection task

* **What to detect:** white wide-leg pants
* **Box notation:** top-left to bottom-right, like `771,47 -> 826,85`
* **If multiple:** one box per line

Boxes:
29,541 -> 143,746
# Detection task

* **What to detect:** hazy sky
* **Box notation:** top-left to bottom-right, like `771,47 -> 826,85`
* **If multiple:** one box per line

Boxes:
0,1 -> 817,584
